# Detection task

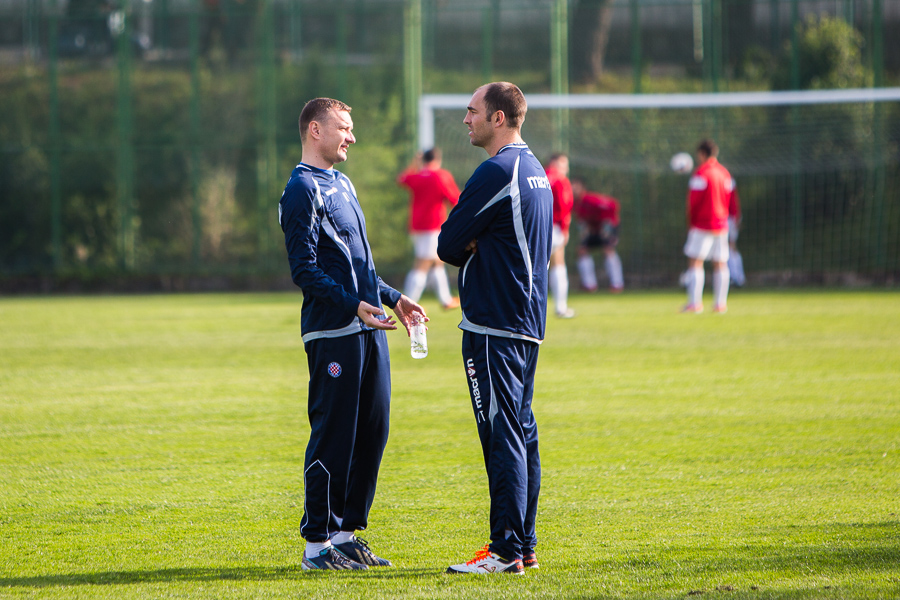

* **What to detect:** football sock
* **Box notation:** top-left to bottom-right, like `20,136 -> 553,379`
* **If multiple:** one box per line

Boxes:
577,255 -> 598,290
713,267 -> 730,307
429,265 -> 454,306
305,540 -> 332,559
404,269 -> 428,302
605,252 -> 624,289
687,266 -> 704,306
550,264 -> 569,313
331,531 -> 355,545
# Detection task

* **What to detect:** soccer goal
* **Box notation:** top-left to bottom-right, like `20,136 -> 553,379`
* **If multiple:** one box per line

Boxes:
421,88 -> 900,285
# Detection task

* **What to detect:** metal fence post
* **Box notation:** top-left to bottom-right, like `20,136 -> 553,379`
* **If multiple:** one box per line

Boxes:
790,0 -> 802,262
256,0 -> 277,268
49,12 -> 62,271
630,0 -> 642,93
404,0 -> 422,153
551,0 -> 569,154
116,0 -> 135,270
337,0 -> 348,101
629,0 -> 645,273
871,0 -> 886,269
190,0 -> 202,267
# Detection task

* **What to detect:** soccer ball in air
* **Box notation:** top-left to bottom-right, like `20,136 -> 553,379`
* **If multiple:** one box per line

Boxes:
670,152 -> 694,174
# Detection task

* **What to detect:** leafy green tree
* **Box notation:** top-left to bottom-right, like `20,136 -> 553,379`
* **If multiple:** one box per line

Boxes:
773,15 -> 868,90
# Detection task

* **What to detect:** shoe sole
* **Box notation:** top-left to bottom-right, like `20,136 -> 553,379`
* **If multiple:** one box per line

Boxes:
446,567 -> 524,575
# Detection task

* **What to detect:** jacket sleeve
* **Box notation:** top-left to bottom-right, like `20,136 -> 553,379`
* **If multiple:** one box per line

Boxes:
280,180 -> 361,317
378,278 -> 401,309
437,161 -> 507,267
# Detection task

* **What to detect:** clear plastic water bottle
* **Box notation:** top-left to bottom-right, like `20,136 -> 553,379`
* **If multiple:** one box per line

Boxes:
410,315 -> 427,359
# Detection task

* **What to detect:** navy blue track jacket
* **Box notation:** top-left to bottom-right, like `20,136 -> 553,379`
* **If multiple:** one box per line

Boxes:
279,163 -> 401,343
438,143 -> 553,343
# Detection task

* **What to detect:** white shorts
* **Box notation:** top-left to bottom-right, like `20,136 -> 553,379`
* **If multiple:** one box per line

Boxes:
728,217 -> 739,243
684,228 -> 729,262
411,231 -> 440,260
551,224 -> 566,253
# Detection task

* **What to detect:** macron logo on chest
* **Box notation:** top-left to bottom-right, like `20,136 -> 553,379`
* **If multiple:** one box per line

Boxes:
526,175 -> 551,190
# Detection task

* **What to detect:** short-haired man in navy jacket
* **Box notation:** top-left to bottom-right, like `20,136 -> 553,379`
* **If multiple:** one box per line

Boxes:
439,82 -> 553,575
280,97 -> 426,571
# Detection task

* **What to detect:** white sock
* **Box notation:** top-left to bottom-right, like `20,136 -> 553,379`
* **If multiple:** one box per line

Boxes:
605,252 -> 623,289
331,531 -> 355,545
404,269 -> 428,302
429,265 -> 453,306
305,540 -> 332,559
728,250 -> 745,286
577,255 -> 597,291
687,266 -> 704,306
713,267 -> 730,307
551,264 -> 569,314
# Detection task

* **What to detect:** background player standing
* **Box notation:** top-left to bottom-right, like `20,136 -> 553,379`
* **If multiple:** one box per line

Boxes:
571,179 -> 624,293
438,82 -> 552,575
397,147 -> 461,309
681,138 -> 734,313
279,97 -> 426,571
545,153 -> 575,318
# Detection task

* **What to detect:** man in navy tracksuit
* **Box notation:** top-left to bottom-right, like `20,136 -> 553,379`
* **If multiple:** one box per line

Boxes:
279,97 -> 426,571
439,82 -> 553,575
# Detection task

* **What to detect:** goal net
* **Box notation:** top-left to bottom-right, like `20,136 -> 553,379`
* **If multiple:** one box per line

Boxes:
421,89 -> 900,286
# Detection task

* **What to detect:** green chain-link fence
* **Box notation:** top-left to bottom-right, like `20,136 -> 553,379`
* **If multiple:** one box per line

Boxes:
1,0 -> 897,289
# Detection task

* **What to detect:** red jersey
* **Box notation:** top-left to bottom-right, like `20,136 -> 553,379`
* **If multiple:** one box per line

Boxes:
398,167 -> 460,232
575,192 -> 620,228
546,166 -> 574,233
687,157 -> 733,232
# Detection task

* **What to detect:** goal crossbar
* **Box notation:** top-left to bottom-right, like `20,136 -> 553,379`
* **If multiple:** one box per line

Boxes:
418,87 -> 900,149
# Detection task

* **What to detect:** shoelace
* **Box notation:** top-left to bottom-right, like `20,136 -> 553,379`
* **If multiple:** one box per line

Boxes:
353,536 -> 373,552
465,543 -> 493,565
329,548 -> 352,563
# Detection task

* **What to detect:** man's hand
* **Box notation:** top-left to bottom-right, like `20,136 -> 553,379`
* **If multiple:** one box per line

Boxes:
465,239 -> 478,255
357,301 -> 397,330
391,295 -> 428,336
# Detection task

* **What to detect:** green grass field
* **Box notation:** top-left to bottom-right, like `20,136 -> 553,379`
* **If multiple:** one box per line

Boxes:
1,290 -> 899,599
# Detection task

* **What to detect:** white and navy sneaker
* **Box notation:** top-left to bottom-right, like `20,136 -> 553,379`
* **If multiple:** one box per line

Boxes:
301,547 -> 368,571
446,544 -> 524,574
333,536 -> 393,567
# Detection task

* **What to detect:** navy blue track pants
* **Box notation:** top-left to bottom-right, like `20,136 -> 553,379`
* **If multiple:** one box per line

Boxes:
462,331 -> 541,561
300,329 -> 391,542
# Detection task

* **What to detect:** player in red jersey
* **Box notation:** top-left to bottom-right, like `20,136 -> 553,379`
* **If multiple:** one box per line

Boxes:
545,153 -> 575,318
681,139 -> 734,313
397,148 -> 461,309
571,180 -> 624,293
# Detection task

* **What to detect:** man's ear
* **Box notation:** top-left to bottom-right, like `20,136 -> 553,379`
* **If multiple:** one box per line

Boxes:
308,120 -> 320,140
492,110 -> 506,128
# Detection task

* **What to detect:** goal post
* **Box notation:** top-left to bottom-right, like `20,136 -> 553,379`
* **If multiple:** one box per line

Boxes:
420,88 -> 900,285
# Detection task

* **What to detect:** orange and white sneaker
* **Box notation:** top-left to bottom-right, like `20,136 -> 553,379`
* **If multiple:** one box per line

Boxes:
713,304 -> 727,314
442,297 -> 461,310
446,544 -> 524,574
680,303 -> 703,313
